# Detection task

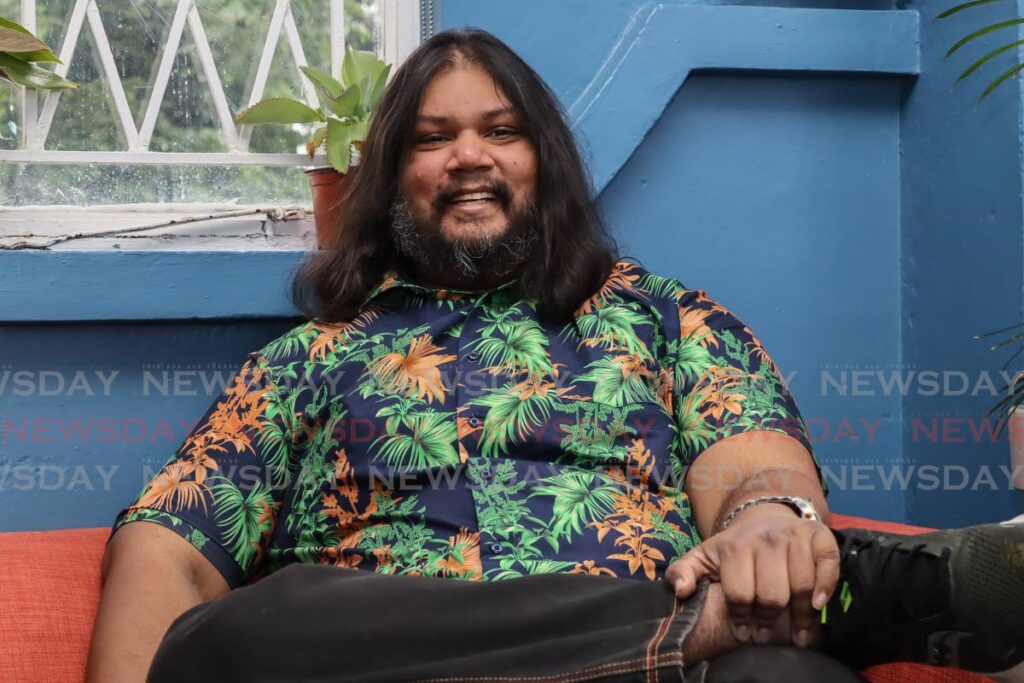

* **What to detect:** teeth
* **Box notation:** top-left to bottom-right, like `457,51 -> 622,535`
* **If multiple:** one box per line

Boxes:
451,192 -> 495,203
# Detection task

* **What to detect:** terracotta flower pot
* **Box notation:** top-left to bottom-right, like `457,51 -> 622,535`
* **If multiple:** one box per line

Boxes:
305,167 -> 353,249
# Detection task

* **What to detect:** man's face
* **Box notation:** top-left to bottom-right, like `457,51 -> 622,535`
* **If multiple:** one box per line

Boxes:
398,63 -> 539,251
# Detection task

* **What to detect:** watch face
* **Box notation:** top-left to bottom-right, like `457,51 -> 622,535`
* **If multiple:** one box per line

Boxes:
791,498 -> 820,521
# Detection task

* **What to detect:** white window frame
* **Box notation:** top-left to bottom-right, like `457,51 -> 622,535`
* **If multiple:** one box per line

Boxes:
0,0 -> 422,249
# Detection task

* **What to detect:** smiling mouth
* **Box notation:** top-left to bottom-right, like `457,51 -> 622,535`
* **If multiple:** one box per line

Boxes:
448,191 -> 499,207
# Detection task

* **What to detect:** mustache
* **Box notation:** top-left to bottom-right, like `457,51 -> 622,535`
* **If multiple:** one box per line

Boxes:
433,180 -> 512,213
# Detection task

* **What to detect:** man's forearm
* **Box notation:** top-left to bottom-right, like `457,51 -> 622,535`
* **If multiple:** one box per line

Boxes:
684,430 -> 828,539
709,467 -> 830,536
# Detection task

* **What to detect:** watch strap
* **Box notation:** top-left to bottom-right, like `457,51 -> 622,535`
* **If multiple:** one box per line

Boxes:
720,495 -> 821,531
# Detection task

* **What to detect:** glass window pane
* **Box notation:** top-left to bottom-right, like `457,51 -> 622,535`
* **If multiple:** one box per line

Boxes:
1,0 -> 383,208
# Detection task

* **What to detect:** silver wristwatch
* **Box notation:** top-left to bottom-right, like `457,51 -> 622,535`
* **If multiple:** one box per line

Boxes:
721,495 -> 821,530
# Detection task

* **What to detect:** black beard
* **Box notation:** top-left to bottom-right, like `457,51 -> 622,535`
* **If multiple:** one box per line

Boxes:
389,197 -> 540,283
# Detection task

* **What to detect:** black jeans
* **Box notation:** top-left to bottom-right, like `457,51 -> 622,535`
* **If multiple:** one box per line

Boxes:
147,564 -> 863,683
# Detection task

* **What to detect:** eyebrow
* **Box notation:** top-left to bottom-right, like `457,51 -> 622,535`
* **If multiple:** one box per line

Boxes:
415,107 -> 515,124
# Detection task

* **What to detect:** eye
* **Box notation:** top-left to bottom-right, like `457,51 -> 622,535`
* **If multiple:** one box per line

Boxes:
417,133 -> 448,145
488,127 -> 517,139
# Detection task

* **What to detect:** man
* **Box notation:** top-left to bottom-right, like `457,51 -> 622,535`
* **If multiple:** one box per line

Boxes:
88,28 -> 1024,683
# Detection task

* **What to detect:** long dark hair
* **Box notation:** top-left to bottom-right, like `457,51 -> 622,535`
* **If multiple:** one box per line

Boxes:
291,27 -> 617,324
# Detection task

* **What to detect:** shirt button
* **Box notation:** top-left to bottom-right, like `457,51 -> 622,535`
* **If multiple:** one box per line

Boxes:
479,468 -> 491,480
468,416 -> 481,427
490,543 -> 503,554
468,352 -> 480,362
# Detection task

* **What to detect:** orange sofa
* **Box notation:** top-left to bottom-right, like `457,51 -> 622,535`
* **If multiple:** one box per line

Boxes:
0,515 -> 994,683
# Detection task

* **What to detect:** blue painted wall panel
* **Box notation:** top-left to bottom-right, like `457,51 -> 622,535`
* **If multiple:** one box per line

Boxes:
599,74 -> 904,521
0,251 -> 306,321
0,320 -> 299,531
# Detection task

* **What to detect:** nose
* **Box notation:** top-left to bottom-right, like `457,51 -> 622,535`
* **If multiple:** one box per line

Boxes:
446,131 -> 494,173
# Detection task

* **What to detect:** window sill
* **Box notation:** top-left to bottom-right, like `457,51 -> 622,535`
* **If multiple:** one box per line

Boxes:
0,204 -> 315,250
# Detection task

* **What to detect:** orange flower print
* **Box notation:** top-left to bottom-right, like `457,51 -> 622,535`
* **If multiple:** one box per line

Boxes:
608,533 -> 665,580
308,306 -> 382,363
370,334 -> 457,404
134,358 -> 272,515
743,326 -> 781,375
134,462 -> 207,514
320,448 -> 389,545
437,528 -> 483,580
569,560 -> 617,577
679,306 -> 717,349
699,366 -> 747,421
655,366 -> 674,416
576,261 -> 646,315
180,358 -> 272,461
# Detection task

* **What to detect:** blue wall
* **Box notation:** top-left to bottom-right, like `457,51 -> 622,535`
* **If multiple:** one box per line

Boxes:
600,73 -> 905,521
3,0 -> 1024,530
899,0 -> 1024,525
0,320 -> 299,530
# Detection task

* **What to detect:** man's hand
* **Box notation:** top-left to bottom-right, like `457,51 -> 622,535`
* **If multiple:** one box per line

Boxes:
665,503 -> 839,648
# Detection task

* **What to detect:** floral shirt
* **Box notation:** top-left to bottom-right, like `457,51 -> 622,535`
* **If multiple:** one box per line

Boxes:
113,260 -> 816,588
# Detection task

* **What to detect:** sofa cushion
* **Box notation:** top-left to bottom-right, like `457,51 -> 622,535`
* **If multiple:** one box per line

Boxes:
0,527 -> 109,683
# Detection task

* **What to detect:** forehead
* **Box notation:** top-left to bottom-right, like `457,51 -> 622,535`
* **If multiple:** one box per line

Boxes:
416,64 -> 515,119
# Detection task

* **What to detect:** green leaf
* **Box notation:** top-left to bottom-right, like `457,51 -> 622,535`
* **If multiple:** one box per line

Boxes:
945,18 -> 1024,59
975,320 -> 1024,339
323,83 -> 362,118
0,22 -> 58,62
300,65 -> 343,99
956,39 -> 1024,84
936,0 -> 1007,20
366,64 -> 391,111
979,61 -> 1024,103
0,17 -> 31,34
342,48 -> 387,88
358,75 -> 375,114
234,97 -> 322,124
989,332 -> 1024,349
0,52 -> 76,89
349,119 -> 369,143
3,47 -> 60,64
326,118 -> 354,172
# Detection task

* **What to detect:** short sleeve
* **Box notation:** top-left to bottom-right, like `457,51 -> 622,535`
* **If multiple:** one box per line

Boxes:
667,288 -> 822,487
111,352 -> 293,587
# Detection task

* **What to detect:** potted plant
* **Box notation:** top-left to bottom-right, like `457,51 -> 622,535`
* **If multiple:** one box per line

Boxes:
0,16 -> 78,90
234,48 -> 391,248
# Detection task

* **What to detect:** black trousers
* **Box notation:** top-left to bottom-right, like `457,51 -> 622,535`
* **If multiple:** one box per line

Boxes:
147,564 -> 864,683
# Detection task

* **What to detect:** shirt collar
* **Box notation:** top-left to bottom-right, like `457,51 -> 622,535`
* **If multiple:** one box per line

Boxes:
361,269 -> 520,307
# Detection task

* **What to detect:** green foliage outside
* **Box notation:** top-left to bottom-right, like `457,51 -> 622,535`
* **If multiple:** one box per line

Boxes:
0,0 -> 377,206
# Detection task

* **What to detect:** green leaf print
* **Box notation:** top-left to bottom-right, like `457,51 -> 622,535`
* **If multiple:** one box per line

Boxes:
573,304 -> 653,359
208,476 -> 276,572
576,356 -> 659,406
371,409 -> 460,470
529,470 -> 617,544
468,382 -> 559,458
467,316 -> 553,379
